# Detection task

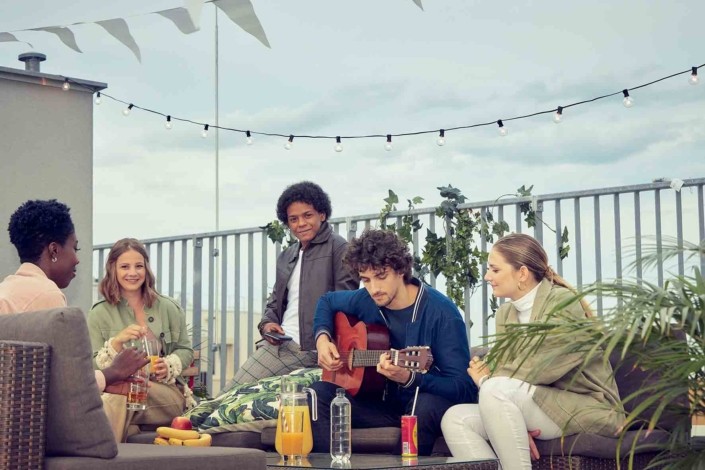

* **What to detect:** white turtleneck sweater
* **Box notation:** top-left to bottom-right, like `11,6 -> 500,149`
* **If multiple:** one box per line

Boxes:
510,282 -> 541,324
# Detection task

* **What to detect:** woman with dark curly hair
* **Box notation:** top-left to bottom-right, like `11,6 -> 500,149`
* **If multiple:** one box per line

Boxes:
0,199 -> 79,311
217,181 -> 359,393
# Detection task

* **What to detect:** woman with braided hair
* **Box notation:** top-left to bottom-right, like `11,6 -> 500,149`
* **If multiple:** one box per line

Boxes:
441,233 -> 625,470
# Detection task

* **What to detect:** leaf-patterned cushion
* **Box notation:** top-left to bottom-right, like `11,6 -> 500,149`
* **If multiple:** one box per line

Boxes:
183,367 -> 321,433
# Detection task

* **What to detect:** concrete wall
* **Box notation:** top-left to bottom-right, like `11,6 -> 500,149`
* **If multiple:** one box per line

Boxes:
0,66 -> 105,313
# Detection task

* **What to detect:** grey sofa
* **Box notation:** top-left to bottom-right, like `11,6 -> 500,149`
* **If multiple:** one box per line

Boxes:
0,307 -> 266,470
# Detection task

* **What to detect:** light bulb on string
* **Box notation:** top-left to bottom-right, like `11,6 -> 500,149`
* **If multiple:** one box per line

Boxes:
165,115 -> 173,130
690,67 -> 699,85
497,120 -> 508,136
284,135 -> 294,150
94,92 -> 102,105
384,134 -> 393,151
62,78 -> 70,91
246,130 -> 253,145
201,124 -> 209,138
436,129 -> 446,146
622,90 -> 634,108
553,106 -> 563,123
123,104 -> 134,116
334,136 -> 343,152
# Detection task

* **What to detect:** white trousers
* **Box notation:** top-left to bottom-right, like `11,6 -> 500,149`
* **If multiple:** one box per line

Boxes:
441,376 -> 562,470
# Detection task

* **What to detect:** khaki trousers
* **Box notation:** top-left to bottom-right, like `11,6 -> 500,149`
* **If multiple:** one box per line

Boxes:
102,382 -> 186,442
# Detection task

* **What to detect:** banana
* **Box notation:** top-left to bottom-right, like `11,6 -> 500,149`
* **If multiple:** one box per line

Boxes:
156,426 -> 201,441
153,437 -> 169,446
182,434 -> 212,447
168,437 -> 184,446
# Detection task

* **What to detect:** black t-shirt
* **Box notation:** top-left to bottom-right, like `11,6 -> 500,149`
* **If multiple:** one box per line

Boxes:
381,304 -> 414,349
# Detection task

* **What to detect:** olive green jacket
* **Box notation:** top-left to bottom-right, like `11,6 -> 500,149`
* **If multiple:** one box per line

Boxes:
493,279 -> 625,436
87,294 -> 194,375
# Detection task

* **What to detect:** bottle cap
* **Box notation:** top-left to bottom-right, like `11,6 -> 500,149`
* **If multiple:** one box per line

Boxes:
336,388 -> 345,394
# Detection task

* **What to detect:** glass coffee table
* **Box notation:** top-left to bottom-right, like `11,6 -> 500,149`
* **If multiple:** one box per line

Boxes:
266,453 -> 498,470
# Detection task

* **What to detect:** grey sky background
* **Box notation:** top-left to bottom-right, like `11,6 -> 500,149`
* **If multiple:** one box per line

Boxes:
1,0 -> 704,245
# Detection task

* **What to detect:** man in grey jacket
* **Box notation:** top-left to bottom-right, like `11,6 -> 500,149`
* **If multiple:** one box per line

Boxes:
221,181 -> 359,392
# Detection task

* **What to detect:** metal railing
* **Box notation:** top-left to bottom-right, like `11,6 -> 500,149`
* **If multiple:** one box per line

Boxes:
93,178 -> 705,396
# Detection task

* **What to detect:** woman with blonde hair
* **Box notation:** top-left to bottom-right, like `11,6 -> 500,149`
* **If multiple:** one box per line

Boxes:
88,238 -> 194,441
441,233 -> 624,469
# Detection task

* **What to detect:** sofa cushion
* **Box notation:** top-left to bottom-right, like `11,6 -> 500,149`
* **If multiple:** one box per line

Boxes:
0,308 -> 118,458
609,330 -> 688,431
534,429 -> 670,459
184,368 -> 320,433
45,443 -> 266,470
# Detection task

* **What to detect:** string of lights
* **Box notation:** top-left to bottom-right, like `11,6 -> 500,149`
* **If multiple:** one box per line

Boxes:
65,63 -> 702,152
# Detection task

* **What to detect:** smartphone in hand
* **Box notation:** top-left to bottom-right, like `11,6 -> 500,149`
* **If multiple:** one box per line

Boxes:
263,331 -> 293,342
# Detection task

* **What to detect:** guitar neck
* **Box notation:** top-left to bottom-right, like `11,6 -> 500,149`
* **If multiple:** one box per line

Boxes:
351,350 -> 395,368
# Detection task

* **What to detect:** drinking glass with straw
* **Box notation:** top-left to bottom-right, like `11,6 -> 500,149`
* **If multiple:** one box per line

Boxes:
144,337 -> 161,377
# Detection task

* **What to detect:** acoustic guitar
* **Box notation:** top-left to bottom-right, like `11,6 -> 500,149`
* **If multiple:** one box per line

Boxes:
321,312 -> 434,397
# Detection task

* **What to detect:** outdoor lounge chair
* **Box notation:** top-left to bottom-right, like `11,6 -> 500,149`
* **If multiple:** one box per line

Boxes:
0,307 -> 266,470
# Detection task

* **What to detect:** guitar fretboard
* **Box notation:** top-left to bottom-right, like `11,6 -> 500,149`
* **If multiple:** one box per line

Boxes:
337,345 -> 432,372
350,350 -> 393,368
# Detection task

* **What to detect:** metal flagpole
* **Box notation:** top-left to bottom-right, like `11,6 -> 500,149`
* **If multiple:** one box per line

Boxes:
212,3 -> 221,394
215,5 -> 220,235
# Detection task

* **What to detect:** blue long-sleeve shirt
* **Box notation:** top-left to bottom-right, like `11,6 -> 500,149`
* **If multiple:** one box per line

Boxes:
314,278 -> 478,405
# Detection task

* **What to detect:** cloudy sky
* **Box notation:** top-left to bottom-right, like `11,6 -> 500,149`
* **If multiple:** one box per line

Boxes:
1,0 -> 704,245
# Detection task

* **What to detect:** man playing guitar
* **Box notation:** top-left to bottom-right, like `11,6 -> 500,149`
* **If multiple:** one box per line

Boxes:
311,229 -> 477,456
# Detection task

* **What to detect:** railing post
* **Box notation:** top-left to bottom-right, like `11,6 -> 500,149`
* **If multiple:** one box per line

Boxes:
219,235 -> 228,393
192,237 -> 204,392
346,217 -> 357,242
532,196 -> 543,244
207,237 -> 217,396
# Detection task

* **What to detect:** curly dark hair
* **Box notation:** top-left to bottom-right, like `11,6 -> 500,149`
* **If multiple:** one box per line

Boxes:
8,199 -> 75,263
344,229 -> 413,282
276,181 -> 332,224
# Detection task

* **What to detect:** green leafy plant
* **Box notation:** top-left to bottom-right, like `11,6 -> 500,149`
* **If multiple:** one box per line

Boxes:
377,190 -> 428,279
377,184 -> 568,312
497,184 -> 571,260
261,220 -> 295,247
418,185 -> 501,310
375,185 -> 514,311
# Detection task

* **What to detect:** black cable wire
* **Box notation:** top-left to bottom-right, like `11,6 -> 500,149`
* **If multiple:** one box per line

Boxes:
66,62 -> 704,141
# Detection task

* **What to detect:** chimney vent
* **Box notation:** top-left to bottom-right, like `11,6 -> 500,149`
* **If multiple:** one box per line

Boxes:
18,52 -> 47,72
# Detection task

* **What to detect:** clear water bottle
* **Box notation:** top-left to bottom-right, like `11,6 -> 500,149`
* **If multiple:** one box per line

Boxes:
330,388 -> 351,462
